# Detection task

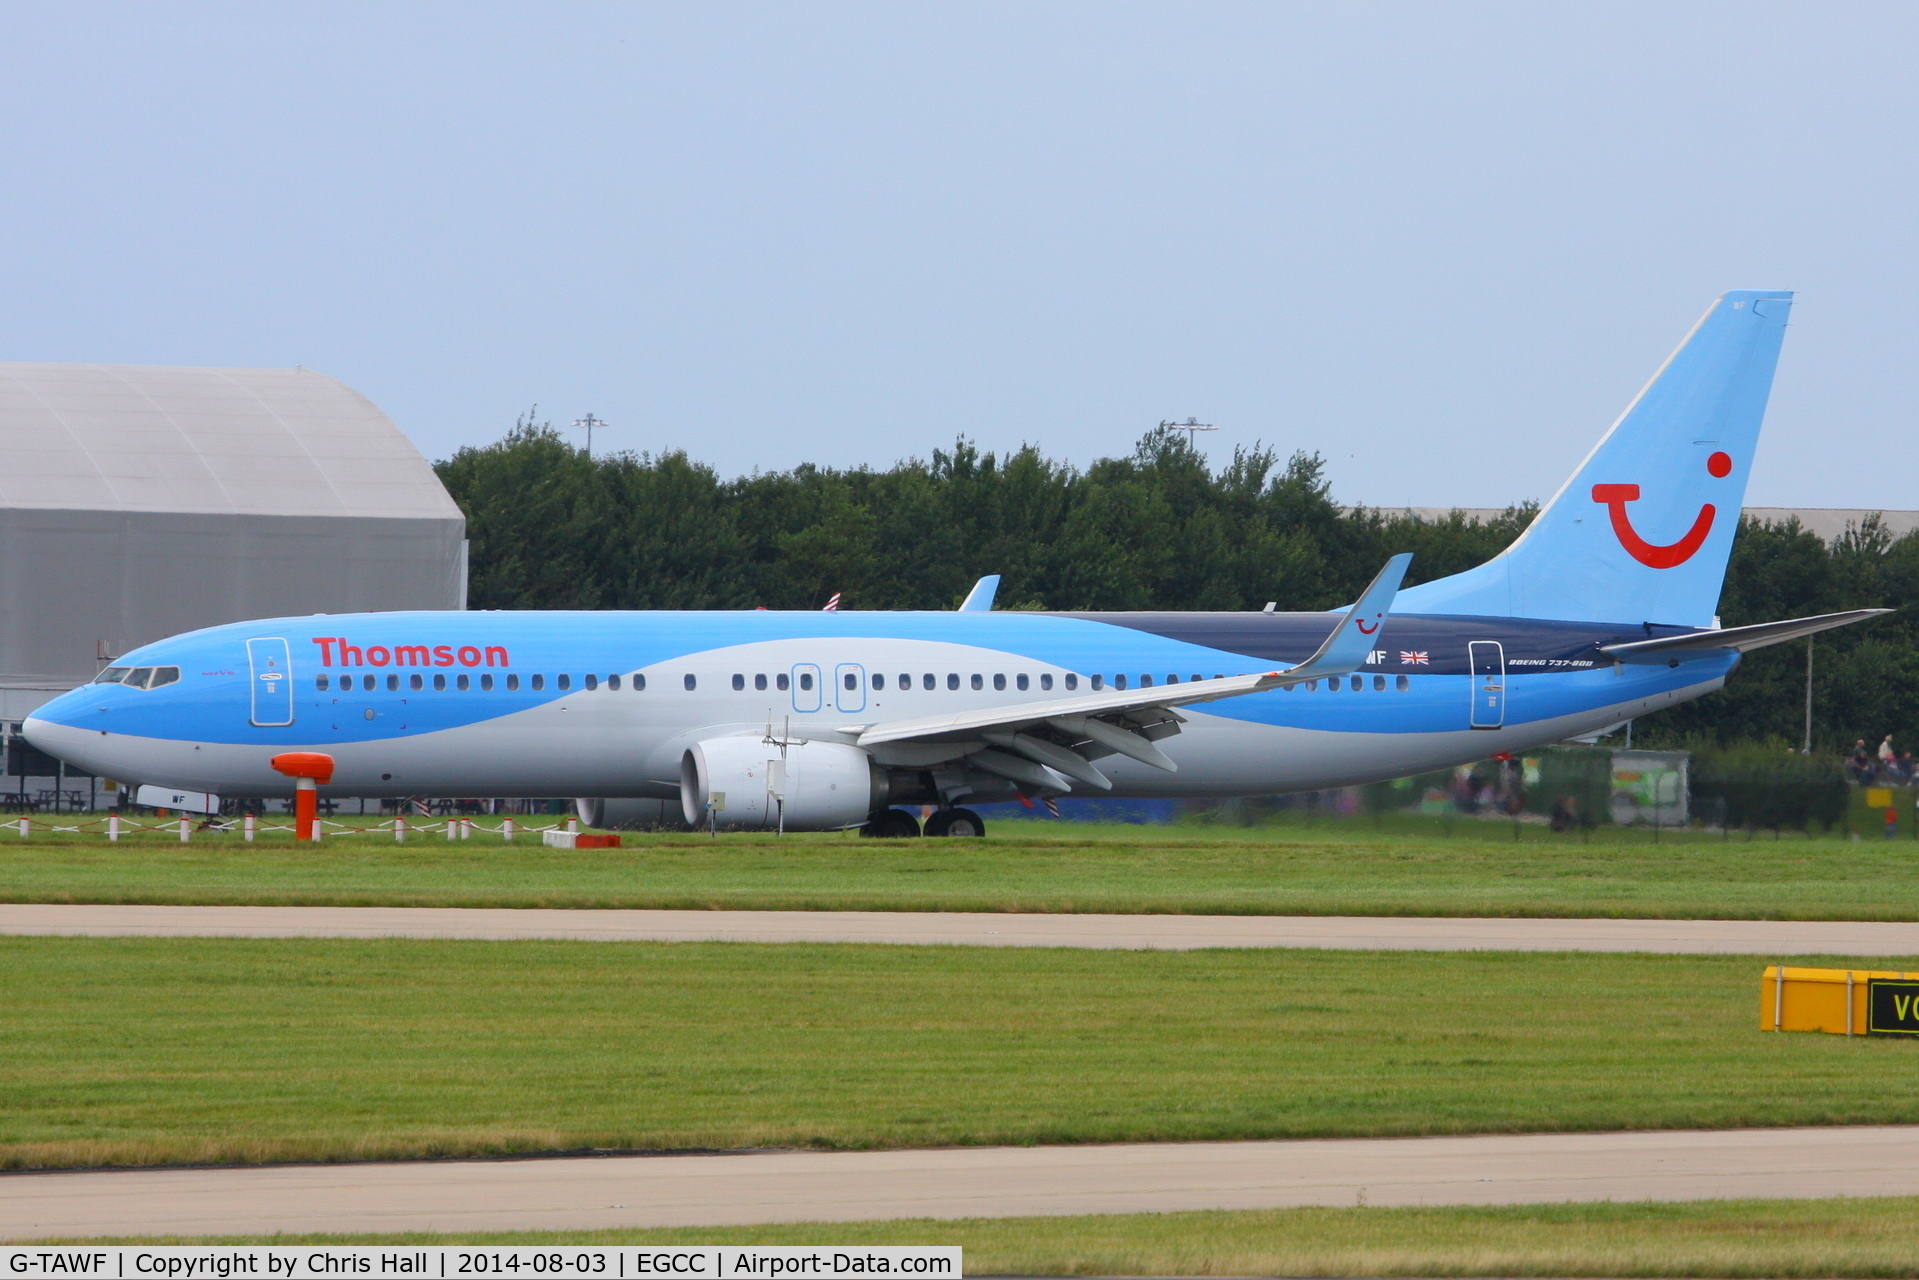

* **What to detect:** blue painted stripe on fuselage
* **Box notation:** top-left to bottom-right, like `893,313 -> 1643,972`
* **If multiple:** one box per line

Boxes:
32,609 -> 1735,748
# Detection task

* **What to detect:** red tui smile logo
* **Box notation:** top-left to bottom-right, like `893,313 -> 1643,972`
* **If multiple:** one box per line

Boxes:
1355,616 -> 1380,635
1591,452 -> 1731,569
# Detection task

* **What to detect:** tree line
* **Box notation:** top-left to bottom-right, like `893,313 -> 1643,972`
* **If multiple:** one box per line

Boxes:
436,414 -> 1917,750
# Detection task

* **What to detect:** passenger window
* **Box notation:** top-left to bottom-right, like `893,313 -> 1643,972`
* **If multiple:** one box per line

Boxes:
1165,675 -> 1178,684
970,674 -> 983,691
457,674 -> 471,691
993,674 -> 1006,691
1307,679 -> 1318,691
608,674 -> 621,691
557,674 -> 571,691
1115,675 -> 1128,690
387,674 -> 400,691
634,673 -> 646,690
506,674 -> 519,691
683,673 -> 697,691
531,674 -> 544,691
1350,675 -> 1362,691
923,673 -> 935,690
433,674 -> 447,691
1396,674 -> 1410,691
798,672 -> 812,691
872,673 -> 884,690
1139,675 -> 1152,688
732,674 -> 745,691
411,674 -> 424,690
585,674 -> 599,691
947,673 -> 959,690
1017,674 -> 1029,691
316,674 -> 330,691
777,673 -> 790,691
1373,675 -> 1385,691
337,674 -> 353,692
755,674 -> 768,691
1090,675 -> 1104,691
1040,674 -> 1052,691
1064,674 -> 1077,690
481,674 -> 495,691
149,667 -> 180,688
844,673 -> 858,691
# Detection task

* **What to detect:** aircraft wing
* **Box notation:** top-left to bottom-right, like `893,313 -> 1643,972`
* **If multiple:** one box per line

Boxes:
1598,608 -> 1891,664
849,554 -> 1411,790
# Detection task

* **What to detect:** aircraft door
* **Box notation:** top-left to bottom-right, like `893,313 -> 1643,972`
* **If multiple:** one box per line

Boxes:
247,637 -> 295,727
1468,641 -> 1505,730
791,663 -> 822,713
835,662 -> 866,713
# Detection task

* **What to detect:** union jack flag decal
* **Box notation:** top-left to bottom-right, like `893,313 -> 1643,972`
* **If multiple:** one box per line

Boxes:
1399,650 -> 1429,665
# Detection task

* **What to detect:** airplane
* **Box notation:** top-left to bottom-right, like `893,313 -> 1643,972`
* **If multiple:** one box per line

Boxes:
23,289 -> 1890,837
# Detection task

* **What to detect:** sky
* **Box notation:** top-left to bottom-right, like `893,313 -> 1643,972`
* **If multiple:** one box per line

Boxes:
3,2 -> 1916,509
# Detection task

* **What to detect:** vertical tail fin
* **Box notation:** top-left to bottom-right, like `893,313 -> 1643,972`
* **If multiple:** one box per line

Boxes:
1395,290 -> 1793,626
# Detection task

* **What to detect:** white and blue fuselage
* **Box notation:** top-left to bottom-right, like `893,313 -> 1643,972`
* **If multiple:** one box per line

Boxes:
23,607 -> 1727,805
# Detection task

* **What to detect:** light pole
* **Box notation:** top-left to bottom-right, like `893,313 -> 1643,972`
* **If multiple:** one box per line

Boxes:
572,413 -> 609,456
1160,417 -> 1217,450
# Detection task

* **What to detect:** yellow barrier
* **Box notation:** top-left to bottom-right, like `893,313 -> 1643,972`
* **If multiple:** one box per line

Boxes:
1761,966 -> 1919,1036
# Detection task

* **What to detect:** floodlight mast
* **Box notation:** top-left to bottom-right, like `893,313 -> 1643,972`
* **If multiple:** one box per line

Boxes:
1160,417 -> 1217,449
573,413 -> 609,456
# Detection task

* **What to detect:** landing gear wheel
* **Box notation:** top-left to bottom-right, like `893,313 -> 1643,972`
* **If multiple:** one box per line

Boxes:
859,808 -> 923,838
924,807 -> 986,838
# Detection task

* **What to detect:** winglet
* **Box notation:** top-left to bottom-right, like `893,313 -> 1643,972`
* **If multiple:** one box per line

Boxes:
959,575 -> 1001,611
1284,553 -> 1412,683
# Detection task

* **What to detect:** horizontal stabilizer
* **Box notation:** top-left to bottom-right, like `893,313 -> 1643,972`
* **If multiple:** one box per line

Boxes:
1599,609 -> 1892,663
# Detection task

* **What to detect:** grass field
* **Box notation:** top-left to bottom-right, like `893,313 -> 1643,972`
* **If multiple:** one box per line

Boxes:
4,937 -> 1916,1170
79,1198 -> 1919,1276
2,815 -> 1916,918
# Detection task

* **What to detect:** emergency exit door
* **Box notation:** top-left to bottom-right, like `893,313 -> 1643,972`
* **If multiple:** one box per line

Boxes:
1468,641 -> 1505,730
247,637 -> 295,727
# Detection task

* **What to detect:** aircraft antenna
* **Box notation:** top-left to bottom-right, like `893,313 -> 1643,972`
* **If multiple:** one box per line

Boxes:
1160,417 -> 1216,450
572,413 -> 609,456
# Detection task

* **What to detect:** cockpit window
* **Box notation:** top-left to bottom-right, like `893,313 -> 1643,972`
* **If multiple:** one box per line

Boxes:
109,666 -> 179,690
148,666 -> 180,689
124,668 -> 154,688
94,667 -> 130,684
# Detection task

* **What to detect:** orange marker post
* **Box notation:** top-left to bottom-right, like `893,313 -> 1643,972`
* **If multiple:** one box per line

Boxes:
270,752 -> 336,842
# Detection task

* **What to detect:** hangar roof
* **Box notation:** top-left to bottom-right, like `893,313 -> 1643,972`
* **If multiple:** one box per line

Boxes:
0,363 -> 463,520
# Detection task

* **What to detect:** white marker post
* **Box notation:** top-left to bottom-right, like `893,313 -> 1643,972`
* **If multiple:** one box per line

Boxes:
178,816 -> 190,843
244,813 -> 256,842
108,813 -> 120,842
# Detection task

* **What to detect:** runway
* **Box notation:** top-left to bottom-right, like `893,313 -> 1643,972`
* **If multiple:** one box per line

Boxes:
6,1125 -> 1918,1239
2,903 -> 1917,953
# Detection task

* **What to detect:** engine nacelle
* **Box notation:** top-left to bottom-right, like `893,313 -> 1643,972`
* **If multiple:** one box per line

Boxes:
679,735 -> 884,831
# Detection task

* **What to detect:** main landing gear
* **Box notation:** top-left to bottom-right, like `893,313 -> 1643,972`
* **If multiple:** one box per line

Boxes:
859,808 -> 923,839
858,807 -> 988,838
923,807 -> 986,838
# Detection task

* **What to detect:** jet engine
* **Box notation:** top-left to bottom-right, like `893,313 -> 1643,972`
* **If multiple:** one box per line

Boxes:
679,735 -> 885,831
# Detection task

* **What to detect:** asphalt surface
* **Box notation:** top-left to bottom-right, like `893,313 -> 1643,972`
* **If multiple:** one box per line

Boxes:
3,903 -> 1918,953
6,1126 -> 1918,1239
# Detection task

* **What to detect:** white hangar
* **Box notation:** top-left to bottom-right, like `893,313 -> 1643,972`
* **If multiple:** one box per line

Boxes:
0,363 -> 466,722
